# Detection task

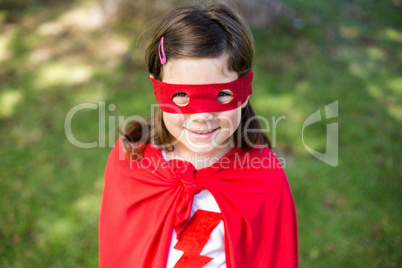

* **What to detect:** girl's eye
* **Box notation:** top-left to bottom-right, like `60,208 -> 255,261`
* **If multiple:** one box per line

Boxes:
173,92 -> 188,98
217,92 -> 231,96
216,89 -> 234,104
172,92 -> 190,106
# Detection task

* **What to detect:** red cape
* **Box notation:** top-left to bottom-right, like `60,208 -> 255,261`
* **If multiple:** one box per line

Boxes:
99,138 -> 298,267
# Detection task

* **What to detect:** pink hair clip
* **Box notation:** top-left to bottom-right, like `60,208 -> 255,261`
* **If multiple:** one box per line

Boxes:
159,36 -> 166,65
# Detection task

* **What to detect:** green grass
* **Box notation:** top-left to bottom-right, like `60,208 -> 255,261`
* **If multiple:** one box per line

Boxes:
0,0 -> 401,267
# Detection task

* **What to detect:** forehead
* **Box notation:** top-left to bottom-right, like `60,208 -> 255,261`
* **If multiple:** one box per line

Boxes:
162,56 -> 238,84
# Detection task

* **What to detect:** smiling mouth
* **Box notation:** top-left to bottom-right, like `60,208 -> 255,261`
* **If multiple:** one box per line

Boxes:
185,128 -> 219,134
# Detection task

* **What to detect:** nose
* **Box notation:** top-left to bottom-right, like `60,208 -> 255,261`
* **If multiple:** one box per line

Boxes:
189,112 -> 215,122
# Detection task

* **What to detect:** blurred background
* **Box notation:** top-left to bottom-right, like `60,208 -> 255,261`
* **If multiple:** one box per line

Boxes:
0,0 -> 401,267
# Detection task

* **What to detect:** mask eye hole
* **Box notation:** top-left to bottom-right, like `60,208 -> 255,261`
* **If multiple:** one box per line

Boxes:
216,89 -> 234,104
172,92 -> 189,106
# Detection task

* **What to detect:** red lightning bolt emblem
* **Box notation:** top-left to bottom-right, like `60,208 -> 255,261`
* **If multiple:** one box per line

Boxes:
173,210 -> 223,268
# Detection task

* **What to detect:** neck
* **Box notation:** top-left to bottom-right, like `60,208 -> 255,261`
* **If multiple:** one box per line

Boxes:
165,144 -> 234,170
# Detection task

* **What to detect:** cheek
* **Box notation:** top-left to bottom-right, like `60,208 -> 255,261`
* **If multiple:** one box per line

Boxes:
162,112 -> 185,132
219,108 -> 242,129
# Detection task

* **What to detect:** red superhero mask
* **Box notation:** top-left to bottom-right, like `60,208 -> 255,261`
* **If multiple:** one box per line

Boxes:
150,70 -> 253,114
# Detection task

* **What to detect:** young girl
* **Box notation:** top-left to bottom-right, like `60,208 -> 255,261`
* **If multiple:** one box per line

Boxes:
99,4 -> 298,268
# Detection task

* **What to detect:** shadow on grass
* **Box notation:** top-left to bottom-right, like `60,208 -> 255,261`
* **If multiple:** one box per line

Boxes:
0,1 -> 149,266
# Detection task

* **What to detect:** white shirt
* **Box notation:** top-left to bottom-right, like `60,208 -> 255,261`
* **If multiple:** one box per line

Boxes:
161,150 -> 226,268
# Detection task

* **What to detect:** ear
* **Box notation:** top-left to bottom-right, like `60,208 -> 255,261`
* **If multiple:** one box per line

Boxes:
241,97 -> 249,109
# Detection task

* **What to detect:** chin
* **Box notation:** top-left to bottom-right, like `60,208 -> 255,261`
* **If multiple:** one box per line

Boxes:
183,143 -> 215,155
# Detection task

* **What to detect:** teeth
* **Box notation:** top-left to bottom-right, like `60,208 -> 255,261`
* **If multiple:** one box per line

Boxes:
193,129 -> 214,134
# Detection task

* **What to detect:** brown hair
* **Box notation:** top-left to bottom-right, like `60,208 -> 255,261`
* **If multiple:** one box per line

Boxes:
123,4 -> 271,158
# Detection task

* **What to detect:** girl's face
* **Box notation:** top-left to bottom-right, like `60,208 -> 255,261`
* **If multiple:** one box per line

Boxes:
160,55 -> 248,156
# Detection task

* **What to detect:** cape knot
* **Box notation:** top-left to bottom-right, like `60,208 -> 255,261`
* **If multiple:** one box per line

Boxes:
180,178 -> 203,196
169,159 -> 203,196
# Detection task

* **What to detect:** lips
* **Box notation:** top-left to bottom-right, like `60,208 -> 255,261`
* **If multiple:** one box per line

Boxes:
187,129 -> 217,134
184,127 -> 219,139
